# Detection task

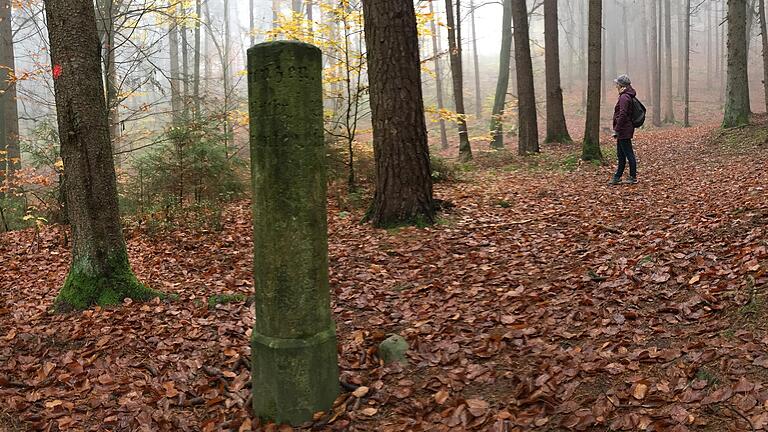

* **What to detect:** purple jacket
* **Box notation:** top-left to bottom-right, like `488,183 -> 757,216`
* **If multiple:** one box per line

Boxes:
613,86 -> 637,140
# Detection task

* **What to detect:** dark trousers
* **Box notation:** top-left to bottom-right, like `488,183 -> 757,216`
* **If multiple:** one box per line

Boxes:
614,138 -> 637,179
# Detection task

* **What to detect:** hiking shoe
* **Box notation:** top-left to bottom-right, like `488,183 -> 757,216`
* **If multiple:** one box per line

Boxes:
624,177 -> 638,184
608,177 -> 622,185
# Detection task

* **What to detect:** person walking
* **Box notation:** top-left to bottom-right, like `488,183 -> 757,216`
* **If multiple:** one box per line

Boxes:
609,74 -> 638,185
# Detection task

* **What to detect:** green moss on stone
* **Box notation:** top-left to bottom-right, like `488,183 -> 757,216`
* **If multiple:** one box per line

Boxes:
55,251 -> 160,312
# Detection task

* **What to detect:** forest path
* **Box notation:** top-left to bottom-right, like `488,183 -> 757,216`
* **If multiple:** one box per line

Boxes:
2,121 -> 768,431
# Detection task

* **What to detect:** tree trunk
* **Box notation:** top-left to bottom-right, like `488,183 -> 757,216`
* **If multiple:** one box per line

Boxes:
708,0 -> 713,87
684,0 -> 691,126
429,0 -> 449,150
582,0 -> 602,161
489,0 -> 512,149
0,0 -> 19,196
663,0 -> 675,123
470,0 -> 481,118
724,0 -> 751,127
96,0 -> 120,165
181,8 -> 190,120
544,0 -> 571,143
292,0 -> 301,13
649,0 -> 661,126
511,0 -> 538,154
223,0 -> 232,155
43,0 -> 156,311
361,0 -> 435,228
169,7 -> 182,124
194,0 -> 201,120
641,1 -> 651,101
445,0 -> 472,161
760,0 -> 768,112
250,0 -> 255,47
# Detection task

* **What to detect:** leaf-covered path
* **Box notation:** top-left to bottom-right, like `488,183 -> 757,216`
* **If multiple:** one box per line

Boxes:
3,122 -> 768,431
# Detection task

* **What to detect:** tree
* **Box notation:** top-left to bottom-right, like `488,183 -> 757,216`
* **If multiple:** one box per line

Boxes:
361,0 -> 435,227
582,0 -> 602,161
489,0 -> 512,149
43,0 -> 157,310
0,0 -> 19,197
444,0 -> 472,161
723,0 -> 750,127
759,0 -> 768,113
511,0 -> 538,154
470,0 -> 481,118
649,0 -> 661,126
544,0 -> 571,143
683,0 -> 691,126
429,0 -> 448,150
663,0 -> 675,123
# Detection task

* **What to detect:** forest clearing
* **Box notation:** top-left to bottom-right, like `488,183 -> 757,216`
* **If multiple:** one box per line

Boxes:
3,120 -> 768,431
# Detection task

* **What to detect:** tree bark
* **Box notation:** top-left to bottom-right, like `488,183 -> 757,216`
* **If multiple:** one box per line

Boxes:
649,0 -> 661,126
43,0 -> 155,311
489,0 -> 512,149
194,0 -> 201,120
0,0 -> 19,196
760,0 -> 768,112
708,0 -> 713,87
223,0 -> 232,155
511,0 -> 538,154
544,0 -> 571,143
724,0 -> 751,127
470,0 -> 481,118
250,0 -> 255,47
169,6 -> 182,124
684,0 -> 691,126
180,6 -> 190,120
444,0 -> 472,161
429,0 -> 449,150
361,0 -> 435,227
582,0 -> 602,161
663,0 -> 675,123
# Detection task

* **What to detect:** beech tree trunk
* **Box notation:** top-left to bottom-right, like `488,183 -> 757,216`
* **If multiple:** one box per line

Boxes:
511,0 -> 538,154
43,0 -> 155,311
582,0 -> 602,161
650,0 -> 661,126
489,0 -> 512,149
429,0 -> 449,150
445,0 -> 472,161
760,0 -> 768,112
470,0 -> 481,118
544,0 -> 571,143
194,0 -> 201,120
0,0 -> 19,196
663,0 -> 675,123
684,0 -> 691,126
361,0 -> 435,228
169,8 -> 182,124
724,0 -> 751,127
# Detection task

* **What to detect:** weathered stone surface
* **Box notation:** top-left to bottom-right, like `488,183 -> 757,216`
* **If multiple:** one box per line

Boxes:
248,40 -> 339,425
379,334 -> 409,365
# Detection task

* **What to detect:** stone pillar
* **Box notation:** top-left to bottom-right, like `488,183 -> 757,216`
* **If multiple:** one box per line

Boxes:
247,41 -> 339,425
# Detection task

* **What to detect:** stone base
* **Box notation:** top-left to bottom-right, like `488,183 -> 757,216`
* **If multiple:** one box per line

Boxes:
251,325 -> 340,425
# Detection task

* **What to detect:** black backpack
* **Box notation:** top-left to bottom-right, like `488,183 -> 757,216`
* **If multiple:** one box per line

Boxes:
630,96 -> 646,128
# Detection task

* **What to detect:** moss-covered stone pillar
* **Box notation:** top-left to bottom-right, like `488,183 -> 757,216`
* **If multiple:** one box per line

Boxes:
247,41 -> 339,425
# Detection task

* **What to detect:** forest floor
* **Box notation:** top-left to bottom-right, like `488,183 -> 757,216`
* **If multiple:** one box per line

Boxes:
3,118 -> 768,432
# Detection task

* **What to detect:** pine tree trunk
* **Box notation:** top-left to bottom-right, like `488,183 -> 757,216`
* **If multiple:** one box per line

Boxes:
760,0 -> 768,112
43,0 -> 156,311
490,0 -> 512,149
470,0 -> 481,119
724,0 -> 751,127
0,0 -> 19,196
361,0 -> 435,228
684,0 -> 691,126
544,0 -> 571,143
663,0 -> 675,123
429,0 -> 449,150
511,0 -> 538,154
445,0 -> 472,161
582,0 -> 603,161
650,0 -> 661,126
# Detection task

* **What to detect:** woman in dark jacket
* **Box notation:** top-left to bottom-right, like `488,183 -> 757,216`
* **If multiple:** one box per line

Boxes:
609,74 -> 638,185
